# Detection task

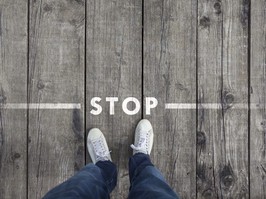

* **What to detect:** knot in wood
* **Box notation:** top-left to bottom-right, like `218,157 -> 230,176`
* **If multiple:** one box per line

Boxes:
222,175 -> 234,187
223,92 -> 234,108
197,131 -> 206,145
12,153 -> 21,161
220,164 -> 235,188
37,80 -> 45,90
197,163 -> 205,180
214,2 -> 221,14
43,3 -> 53,13
260,120 -> 266,130
199,16 -> 210,28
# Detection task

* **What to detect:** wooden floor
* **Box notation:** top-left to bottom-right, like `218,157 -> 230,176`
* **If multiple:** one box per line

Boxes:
0,0 -> 265,198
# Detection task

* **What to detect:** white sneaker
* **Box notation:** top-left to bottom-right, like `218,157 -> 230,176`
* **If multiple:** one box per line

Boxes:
130,119 -> 154,155
87,128 -> 111,164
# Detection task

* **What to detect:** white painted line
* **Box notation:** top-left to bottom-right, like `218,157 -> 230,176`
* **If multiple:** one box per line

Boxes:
0,103 -> 264,110
165,103 -> 197,109
0,103 -> 81,109
165,103 -> 263,110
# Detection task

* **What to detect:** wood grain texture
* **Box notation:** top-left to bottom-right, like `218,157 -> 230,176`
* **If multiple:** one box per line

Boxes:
0,0 -> 263,198
219,0 -> 249,197
197,0 -> 223,198
0,0 -> 28,198
86,0 -> 142,198
250,0 -> 266,197
144,0 -> 197,198
197,0 -> 249,198
28,0 -> 85,198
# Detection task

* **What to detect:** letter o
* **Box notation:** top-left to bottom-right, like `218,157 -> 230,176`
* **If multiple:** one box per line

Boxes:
122,97 -> 140,115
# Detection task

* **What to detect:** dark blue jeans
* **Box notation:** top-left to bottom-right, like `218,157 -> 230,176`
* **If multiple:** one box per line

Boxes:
43,153 -> 179,199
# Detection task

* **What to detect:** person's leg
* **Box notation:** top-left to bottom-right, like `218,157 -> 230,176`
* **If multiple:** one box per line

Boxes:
128,153 -> 179,199
43,128 -> 117,199
43,161 -> 117,199
128,119 -> 180,199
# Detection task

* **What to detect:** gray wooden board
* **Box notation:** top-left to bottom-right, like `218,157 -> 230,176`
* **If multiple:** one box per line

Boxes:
197,0 -> 223,198
144,0 -> 197,198
219,0 -> 249,197
28,0 -> 85,198
250,0 -> 266,197
0,0 -> 265,198
86,0 -> 142,198
0,0 -> 28,198
197,0 -> 249,198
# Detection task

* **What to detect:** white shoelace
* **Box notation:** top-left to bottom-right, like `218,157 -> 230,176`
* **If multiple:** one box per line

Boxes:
92,139 -> 110,161
130,133 -> 149,154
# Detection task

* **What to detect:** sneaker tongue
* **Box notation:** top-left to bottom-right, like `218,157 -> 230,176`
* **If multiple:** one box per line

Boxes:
96,151 -> 110,161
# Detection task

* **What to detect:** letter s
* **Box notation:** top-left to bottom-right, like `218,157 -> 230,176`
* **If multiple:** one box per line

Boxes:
90,97 -> 102,115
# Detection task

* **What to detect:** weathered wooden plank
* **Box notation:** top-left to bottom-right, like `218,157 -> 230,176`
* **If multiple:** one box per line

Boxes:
218,0 -> 249,197
250,0 -> 266,197
28,0 -> 85,198
197,0 -> 223,198
197,0 -> 249,198
86,0 -> 142,198
0,0 -> 28,198
144,0 -> 197,198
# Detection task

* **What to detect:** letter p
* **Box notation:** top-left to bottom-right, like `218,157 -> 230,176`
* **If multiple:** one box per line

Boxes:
146,97 -> 158,115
